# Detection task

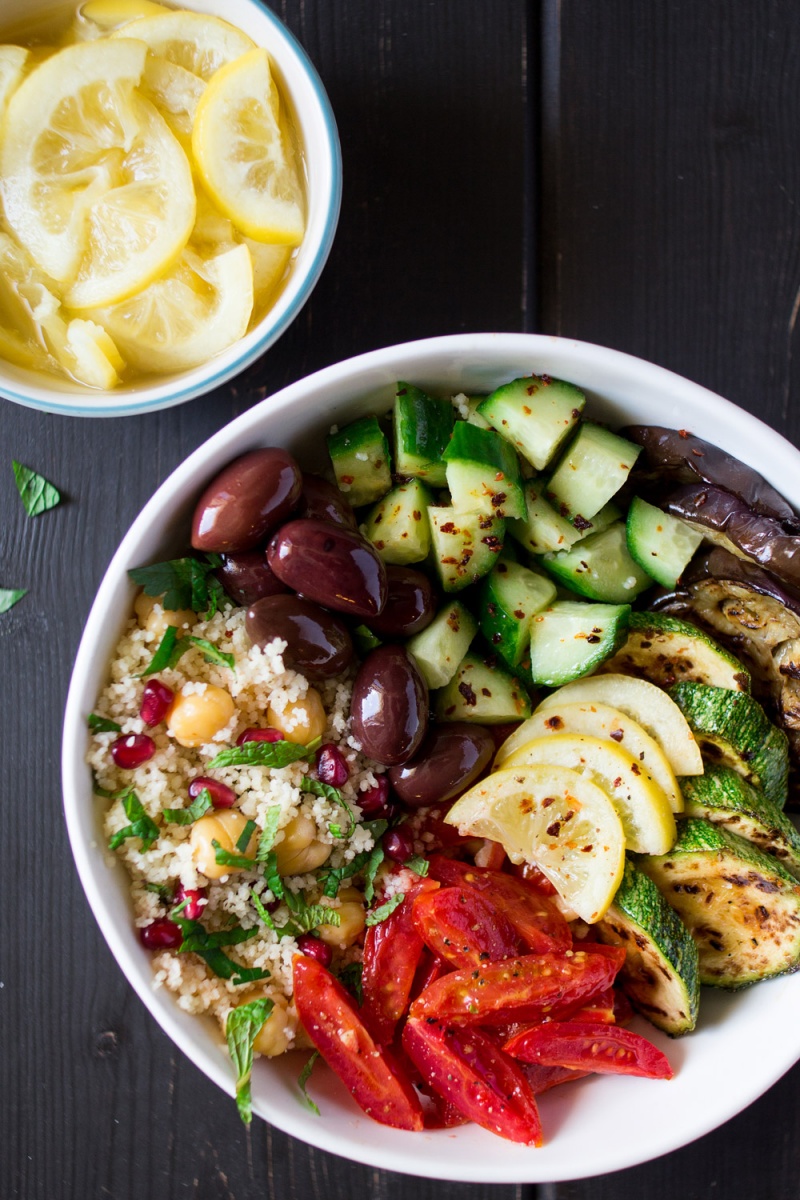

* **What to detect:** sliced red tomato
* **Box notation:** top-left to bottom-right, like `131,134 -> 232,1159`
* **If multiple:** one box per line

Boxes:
412,886 -> 524,970
410,949 -> 451,1002
402,1017 -> 542,1145
426,855 -> 571,953
509,860 -> 559,896
613,987 -> 634,1026
410,948 -> 622,1026
292,955 -> 424,1130
361,876 -> 439,1044
521,1062 -> 591,1095
504,1020 -> 674,1080
568,986 -> 617,1024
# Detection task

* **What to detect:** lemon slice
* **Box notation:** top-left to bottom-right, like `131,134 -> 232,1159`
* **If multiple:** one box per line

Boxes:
504,733 -> 676,855
445,766 -> 625,923
0,40 -> 195,307
244,237 -> 291,306
92,241 -> 253,372
141,54 -> 206,145
113,11 -> 255,80
494,699 -> 683,812
192,47 -> 305,244
80,0 -> 170,31
0,45 -> 28,119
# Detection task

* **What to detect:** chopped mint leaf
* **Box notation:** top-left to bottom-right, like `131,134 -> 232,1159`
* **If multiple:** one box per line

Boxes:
88,713 -> 122,733
138,625 -> 190,677
171,914 -> 269,985
226,998 -> 274,1124
189,636 -> 235,670
12,460 -> 60,517
250,889 -> 276,929
262,887 -> 340,940
297,1051 -> 321,1116
108,790 -> 160,852
337,962 -> 364,1006
304,778 -> 357,839
363,844 -> 385,903
162,789 -> 213,825
319,850 -> 371,899
129,555 -> 228,618
365,892 -> 404,926
260,850 -> 286,899
208,740 -> 314,770
0,588 -> 26,614
255,807 -> 282,861
404,854 -> 429,877
236,819 -> 258,854
212,839 -> 256,871
145,881 -> 175,902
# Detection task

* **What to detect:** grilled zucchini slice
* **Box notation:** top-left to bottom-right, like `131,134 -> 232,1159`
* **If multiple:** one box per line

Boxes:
602,613 -> 751,693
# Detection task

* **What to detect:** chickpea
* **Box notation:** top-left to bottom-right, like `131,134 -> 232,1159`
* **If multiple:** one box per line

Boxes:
316,886 -> 366,948
253,994 -> 293,1057
190,809 -> 258,880
134,591 -> 195,639
167,684 -> 235,747
273,812 -> 330,875
266,688 -> 326,746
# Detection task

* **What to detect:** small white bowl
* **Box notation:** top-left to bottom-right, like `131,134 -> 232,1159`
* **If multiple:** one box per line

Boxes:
0,0 -> 341,417
63,333 -> 800,1180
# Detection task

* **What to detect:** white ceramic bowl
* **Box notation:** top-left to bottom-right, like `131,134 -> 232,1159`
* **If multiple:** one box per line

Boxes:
0,0 -> 341,418
63,333 -> 800,1180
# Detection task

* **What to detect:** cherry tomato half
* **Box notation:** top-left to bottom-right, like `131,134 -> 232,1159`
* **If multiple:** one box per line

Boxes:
412,886 -> 524,970
504,1020 -> 674,1080
361,876 -> 439,1044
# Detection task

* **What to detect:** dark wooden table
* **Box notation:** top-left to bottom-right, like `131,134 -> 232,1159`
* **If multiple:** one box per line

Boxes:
4,1 -> 800,1196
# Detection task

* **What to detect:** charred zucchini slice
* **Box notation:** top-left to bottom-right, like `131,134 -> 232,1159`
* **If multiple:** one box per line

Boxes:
638,817 -> 800,989
597,859 -> 700,1035
602,613 -> 751,693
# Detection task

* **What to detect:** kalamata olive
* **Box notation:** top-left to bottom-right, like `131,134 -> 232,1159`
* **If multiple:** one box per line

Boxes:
364,565 -> 437,638
267,519 -> 388,619
389,722 -> 494,808
191,447 -> 302,553
298,473 -> 358,529
246,593 -> 354,680
350,644 -> 428,766
216,551 -> 289,606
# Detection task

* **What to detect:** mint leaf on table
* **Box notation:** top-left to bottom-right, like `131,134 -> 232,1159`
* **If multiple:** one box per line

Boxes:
209,740 -> 314,770
108,790 -> 160,852
128,555 -> 228,617
0,588 -> 26,614
12,461 -> 60,517
88,713 -> 122,733
162,788 -> 213,825
297,1051 -> 321,1116
365,892 -> 405,926
226,997 -> 274,1124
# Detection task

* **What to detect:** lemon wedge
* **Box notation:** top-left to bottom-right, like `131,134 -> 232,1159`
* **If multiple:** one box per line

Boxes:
92,241 -> 253,372
113,11 -> 255,80
0,39 -> 195,308
0,45 -> 28,119
503,733 -> 676,855
192,47 -> 305,244
445,766 -> 625,923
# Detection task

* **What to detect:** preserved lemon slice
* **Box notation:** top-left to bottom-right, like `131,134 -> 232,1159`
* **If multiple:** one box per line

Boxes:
445,766 -> 625,923
192,47 -> 305,244
80,0 -> 170,31
113,11 -> 254,80
0,39 -> 195,308
141,54 -> 205,145
244,238 -> 291,306
92,242 -> 253,372
0,45 -> 28,119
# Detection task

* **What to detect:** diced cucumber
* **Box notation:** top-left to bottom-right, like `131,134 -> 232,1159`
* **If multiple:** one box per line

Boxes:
602,612 -> 751,692
428,506 -> 505,592
626,496 -> 705,587
541,521 -> 654,603
669,681 -> 789,810
453,392 -> 491,430
508,479 -> 583,555
477,374 -> 585,471
597,860 -> 700,1035
573,500 -> 623,540
639,818 -> 800,989
363,479 -> 433,564
435,648 -> 532,724
442,422 -> 526,520
479,556 -> 557,669
526,600 -> 631,687
546,423 -> 641,522
327,415 -> 392,507
406,600 -> 478,690
393,381 -> 454,487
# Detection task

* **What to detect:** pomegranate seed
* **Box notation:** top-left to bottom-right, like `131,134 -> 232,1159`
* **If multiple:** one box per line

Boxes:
139,918 -> 182,950
140,679 -> 174,727
383,827 -> 414,863
111,733 -> 156,769
358,777 -> 395,821
236,726 -> 282,746
174,884 -> 208,921
189,776 -> 237,809
315,743 -> 350,787
297,933 -> 332,967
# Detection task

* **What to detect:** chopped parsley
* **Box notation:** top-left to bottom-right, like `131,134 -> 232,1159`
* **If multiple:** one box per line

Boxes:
209,740 -> 315,770
162,789 -> 213,825
0,588 -> 26,614
297,1051 -> 321,1116
365,892 -> 405,926
170,913 -> 269,986
128,555 -> 228,618
87,713 -> 122,733
12,460 -> 60,517
108,790 -> 160,852
226,998 -> 274,1124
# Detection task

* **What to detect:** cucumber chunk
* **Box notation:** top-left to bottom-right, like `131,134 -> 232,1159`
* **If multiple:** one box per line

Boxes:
442,421 -> 526,520
428,506 -> 505,592
526,600 -> 631,687
327,415 -> 392,507
597,860 -> 700,1035
435,649 -> 532,724
453,392 -> 491,430
508,479 -> 584,555
363,479 -> 433,564
479,556 -> 557,669
639,817 -> 800,989
602,612 -> 751,692
541,521 -> 654,603
477,374 -> 585,471
626,496 -> 705,587
393,381 -> 454,487
546,423 -> 641,522
406,600 -> 478,690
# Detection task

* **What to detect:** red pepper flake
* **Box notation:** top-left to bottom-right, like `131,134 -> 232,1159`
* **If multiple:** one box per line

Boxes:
458,682 -> 477,707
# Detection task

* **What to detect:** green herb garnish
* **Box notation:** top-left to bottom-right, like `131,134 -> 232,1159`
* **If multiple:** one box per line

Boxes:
255,885 -> 340,939
297,1051 -> 321,1116
0,588 -> 26,614
403,854 -> 429,877
365,892 -> 405,926
363,843 -> 385,903
208,740 -> 315,770
138,625 -> 189,677
144,881 -> 175,902
212,839 -> 256,871
162,789 -> 213,825
88,713 -> 122,733
189,636 -> 235,670
12,460 -> 60,517
170,914 -> 269,985
255,806 -> 282,861
128,555 -> 228,618
236,819 -> 258,853
108,790 -> 160,852
226,998 -> 274,1124
337,962 -> 364,1006
260,850 -> 286,899
304,778 -> 357,839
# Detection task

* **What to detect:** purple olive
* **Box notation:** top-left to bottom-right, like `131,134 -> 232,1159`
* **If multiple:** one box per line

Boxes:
246,594 -> 353,680
191,447 -> 302,553
297,473 -> 359,529
388,722 -> 494,808
350,644 -> 428,766
364,565 -> 437,638
267,518 -> 388,619
216,551 -> 289,606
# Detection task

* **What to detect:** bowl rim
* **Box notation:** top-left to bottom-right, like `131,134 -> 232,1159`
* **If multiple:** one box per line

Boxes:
0,0 -> 342,418
62,332 -> 800,1180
